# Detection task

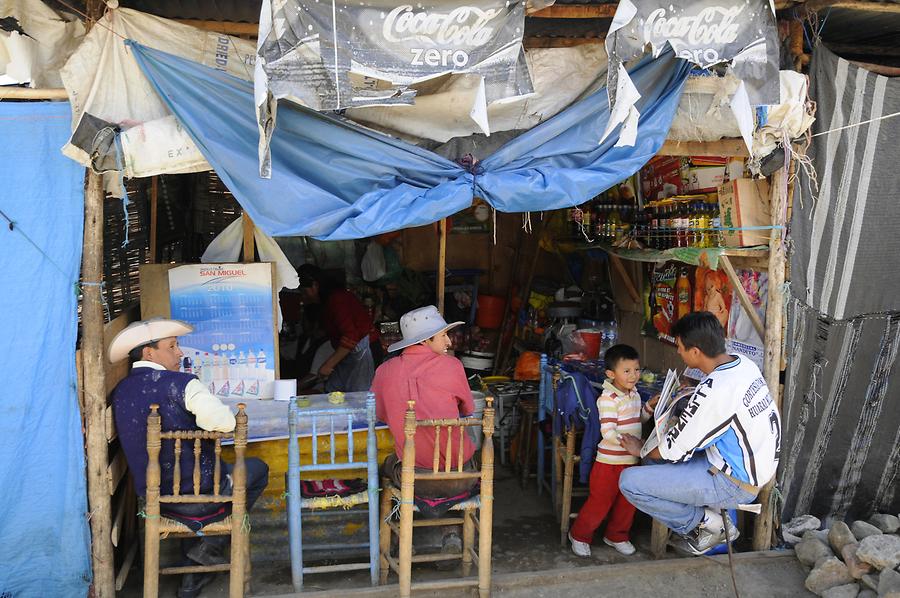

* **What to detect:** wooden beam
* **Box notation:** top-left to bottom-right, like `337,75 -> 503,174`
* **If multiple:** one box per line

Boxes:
149,176 -> 158,264
173,19 -> 259,36
524,36 -> 604,48
106,450 -> 127,496
719,255 -> 766,340
805,0 -> 900,13
242,212 -> 255,263
530,4 -> 617,18
437,218 -> 447,314
104,405 -> 116,442
658,139 -> 750,157
83,170 -> 116,598
753,163 -> 791,551
849,60 -> 900,77
114,541 -> 138,592
610,254 -> 641,304
0,87 -> 68,99
826,43 -> 900,58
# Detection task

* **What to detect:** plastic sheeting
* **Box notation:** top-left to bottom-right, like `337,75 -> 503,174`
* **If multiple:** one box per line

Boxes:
0,102 -> 91,597
130,41 -> 690,240
0,0 -> 84,88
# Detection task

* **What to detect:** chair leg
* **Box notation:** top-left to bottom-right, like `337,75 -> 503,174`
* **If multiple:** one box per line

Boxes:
462,509 -> 475,577
379,483 -> 392,585
478,490 -> 494,596
520,415 -> 534,488
398,497 -> 414,598
553,435 -> 563,517
229,526 -> 247,598
536,425 -> 545,495
142,522 -> 160,598
560,428 -> 577,546
243,532 -> 252,596
516,413 -> 529,487
650,519 -> 671,559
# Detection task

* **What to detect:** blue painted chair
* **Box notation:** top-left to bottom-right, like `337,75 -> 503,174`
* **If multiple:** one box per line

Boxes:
536,354 -> 555,497
287,393 -> 379,591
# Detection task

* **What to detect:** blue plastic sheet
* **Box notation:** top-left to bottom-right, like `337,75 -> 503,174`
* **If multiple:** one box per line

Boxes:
0,102 -> 91,597
130,42 -> 689,240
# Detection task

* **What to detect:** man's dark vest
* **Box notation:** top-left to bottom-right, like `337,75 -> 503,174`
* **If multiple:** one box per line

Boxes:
112,367 -> 216,497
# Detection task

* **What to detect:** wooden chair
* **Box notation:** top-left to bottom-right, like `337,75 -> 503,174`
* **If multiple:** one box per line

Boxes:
286,393 -> 380,591
143,403 -> 250,598
379,397 -> 496,598
553,373 -> 591,546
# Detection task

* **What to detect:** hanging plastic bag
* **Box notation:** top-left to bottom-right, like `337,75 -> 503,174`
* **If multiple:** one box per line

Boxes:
361,241 -> 387,282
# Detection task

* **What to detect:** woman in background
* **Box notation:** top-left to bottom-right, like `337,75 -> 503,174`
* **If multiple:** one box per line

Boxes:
297,264 -> 379,392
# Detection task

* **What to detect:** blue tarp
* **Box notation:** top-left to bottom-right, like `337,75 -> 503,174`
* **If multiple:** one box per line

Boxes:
130,42 -> 690,240
0,102 -> 91,597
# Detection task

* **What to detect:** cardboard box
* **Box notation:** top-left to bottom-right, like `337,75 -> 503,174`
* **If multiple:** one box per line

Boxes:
640,155 -> 686,201
684,166 -> 726,192
718,178 -> 771,247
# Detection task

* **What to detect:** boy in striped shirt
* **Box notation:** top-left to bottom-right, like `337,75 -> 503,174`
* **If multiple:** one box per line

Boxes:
569,344 -> 650,557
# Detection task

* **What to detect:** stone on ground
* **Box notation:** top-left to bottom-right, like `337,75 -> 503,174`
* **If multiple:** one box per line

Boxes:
856,533 -> 900,570
856,590 -> 876,598
805,529 -> 832,544
868,514 -> 900,534
785,515 -> 823,537
821,583 -> 859,598
840,543 -> 872,579
878,568 -> 900,598
860,573 -> 879,591
805,557 -> 854,595
829,522 -> 858,554
850,521 -> 883,541
796,538 -> 835,567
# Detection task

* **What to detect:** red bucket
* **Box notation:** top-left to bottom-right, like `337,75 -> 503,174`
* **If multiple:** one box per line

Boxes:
578,329 -> 603,359
475,295 -> 506,329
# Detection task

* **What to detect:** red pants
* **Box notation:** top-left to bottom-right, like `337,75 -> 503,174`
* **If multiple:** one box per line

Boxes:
569,461 -> 636,544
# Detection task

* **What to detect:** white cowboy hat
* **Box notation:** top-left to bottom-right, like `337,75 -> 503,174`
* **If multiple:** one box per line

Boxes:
107,318 -> 193,363
387,306 -> 463,353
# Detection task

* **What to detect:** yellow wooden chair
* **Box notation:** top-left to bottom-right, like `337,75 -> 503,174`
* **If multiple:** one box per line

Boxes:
379,398 -> 496,598
143,403 -> 250,598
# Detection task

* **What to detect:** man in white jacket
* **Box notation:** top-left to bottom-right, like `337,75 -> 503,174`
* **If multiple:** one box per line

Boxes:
618,312 -> 781,555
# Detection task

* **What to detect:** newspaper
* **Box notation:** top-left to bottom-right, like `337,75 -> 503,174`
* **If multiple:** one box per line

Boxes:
640,369 -> 679,458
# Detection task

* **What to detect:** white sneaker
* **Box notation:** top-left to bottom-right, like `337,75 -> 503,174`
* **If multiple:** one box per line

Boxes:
603,537 -> 636,556
568,532 -> 592,557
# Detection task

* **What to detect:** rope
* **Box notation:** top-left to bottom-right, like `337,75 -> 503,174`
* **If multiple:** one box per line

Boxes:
77,281 -> 111,322
113,132 -> 131,248
811,111 -> 900,138
136,510 -> 159,519
1,208 -> 72,281
55,0 -> 127,42
241,513 -> 252,533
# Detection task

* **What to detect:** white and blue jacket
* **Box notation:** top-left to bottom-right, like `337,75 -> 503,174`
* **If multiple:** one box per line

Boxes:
660,355 -> 781,487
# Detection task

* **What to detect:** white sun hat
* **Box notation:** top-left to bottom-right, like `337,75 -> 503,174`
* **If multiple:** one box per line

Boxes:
387,306 -> 464,353
107,318 -> 193,363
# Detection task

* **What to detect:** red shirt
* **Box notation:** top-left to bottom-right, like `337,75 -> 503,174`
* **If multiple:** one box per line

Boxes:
371,345 -> 475,469
323,289 -> 376,350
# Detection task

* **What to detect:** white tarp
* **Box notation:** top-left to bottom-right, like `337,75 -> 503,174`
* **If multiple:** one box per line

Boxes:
0,0 -> 84,88
59,8 -> 256,177
345,44 -> 608,143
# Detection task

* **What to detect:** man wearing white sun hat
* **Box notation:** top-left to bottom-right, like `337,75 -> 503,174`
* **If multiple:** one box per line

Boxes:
371,305 -> 476,496
108,318 -> 268,598
371,305 -> 477,559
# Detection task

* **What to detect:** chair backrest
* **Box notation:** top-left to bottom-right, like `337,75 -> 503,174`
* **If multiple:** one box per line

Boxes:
287,393 -> 378,474
145,403 -> 248,509
400,396 -> 495,483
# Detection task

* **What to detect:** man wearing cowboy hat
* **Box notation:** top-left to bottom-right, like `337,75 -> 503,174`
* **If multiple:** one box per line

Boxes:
109,318 -> 269,598
371,305 -> 477,499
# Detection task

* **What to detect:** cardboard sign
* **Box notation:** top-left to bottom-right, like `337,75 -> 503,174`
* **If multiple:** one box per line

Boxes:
718,178 -> 771,247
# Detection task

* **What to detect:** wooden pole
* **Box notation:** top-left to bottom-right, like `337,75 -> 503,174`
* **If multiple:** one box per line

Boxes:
149,176 -> 158,263
719,255 -> 766,340
437,218 -> 447,313
242,212 -> 255,263
752,163 -> 791,551
609,254 -> 642,304
82,170 -> 116,598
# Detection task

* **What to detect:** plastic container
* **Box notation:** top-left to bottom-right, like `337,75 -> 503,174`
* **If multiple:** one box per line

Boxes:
578,329 -> 603,360
475,295 -> 506,329
468,391 -> 486,449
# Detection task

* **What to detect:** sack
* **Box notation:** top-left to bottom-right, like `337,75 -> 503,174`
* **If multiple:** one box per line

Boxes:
361,241 -> 386,282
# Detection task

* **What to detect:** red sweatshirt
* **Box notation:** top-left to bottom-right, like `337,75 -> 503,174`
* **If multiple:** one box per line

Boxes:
323,289 -> 376,350
371,345 -> 475,469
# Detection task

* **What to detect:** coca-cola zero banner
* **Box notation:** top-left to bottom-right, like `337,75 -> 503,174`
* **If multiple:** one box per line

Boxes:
256,0 -> 532,112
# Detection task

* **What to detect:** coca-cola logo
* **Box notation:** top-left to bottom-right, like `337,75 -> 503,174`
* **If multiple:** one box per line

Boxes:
642,6 -> 745,64
383,5 -> 504,47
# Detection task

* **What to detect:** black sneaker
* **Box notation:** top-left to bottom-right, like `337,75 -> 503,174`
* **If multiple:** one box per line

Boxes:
177,572 -> 216,598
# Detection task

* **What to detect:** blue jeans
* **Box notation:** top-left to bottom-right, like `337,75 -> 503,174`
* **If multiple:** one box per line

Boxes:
618,454 -> 756,535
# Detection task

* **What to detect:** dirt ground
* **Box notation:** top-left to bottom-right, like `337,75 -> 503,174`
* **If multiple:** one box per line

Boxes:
123,465 -> 812,597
